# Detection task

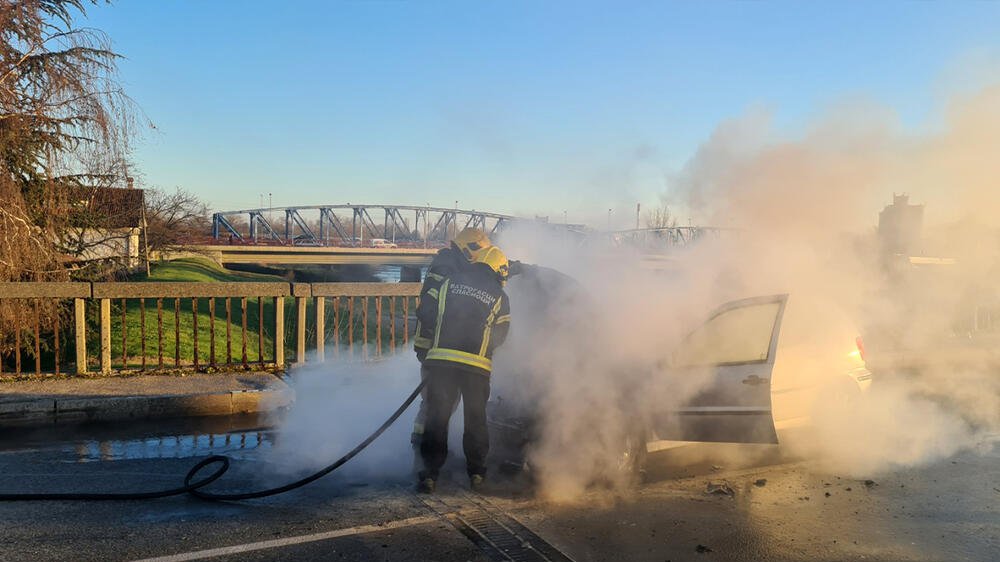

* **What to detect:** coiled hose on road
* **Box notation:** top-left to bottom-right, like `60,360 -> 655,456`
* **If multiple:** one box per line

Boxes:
0,381 -> 426,502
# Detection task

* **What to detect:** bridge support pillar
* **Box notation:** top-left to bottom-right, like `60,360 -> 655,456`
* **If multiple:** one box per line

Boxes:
400,265 -> 422,282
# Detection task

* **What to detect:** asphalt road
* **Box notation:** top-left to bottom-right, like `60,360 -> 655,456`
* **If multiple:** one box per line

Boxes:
1,418 -> 997,562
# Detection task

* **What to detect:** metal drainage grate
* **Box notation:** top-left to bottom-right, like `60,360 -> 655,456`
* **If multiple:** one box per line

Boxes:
418,491 -> 575,562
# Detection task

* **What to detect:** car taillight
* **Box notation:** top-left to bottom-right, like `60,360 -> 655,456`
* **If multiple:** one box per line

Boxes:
855,336 -> 866,362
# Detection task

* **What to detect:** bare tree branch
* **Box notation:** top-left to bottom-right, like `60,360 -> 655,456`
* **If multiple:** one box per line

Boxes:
1,0 -> 141,349
144,187 -> 211,254
644,204 -> 678,229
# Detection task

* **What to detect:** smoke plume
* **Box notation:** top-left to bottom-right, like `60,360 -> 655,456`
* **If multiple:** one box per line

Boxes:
264,357 -> 421,485
264,86 -> 999,501
494,84 -> 1000,499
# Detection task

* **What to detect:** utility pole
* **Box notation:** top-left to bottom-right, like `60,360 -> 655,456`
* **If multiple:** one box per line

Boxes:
636,203 -> 641,229
607,208 -> 612,230
268,193 -> 272,221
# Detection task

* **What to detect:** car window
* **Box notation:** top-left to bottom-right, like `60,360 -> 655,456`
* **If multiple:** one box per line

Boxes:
674,301 -> 781,366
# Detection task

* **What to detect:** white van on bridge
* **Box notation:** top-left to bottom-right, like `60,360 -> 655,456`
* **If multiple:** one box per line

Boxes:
369,238 -> 398,249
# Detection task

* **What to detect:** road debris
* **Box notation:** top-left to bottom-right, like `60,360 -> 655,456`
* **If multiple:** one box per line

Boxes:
696,544 -> 713,553
705,482 -> 735,497
864,479 -> 877,488
753,478 -> 767,487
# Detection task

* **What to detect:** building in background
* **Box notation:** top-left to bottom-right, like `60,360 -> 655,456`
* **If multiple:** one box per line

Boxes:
68,186 -> 145,269
878,193 -> 924,256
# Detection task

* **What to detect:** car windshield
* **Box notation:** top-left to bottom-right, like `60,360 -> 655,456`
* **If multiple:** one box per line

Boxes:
674,301 -> 781,366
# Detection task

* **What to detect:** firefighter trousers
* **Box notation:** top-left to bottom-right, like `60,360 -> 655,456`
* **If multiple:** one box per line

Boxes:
412,363 -> 459,444
419,363 -> 491,480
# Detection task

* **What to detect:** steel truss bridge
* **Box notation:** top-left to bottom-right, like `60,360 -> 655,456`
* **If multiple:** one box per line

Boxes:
209,203 -> 727,256
212,204 -> 514,247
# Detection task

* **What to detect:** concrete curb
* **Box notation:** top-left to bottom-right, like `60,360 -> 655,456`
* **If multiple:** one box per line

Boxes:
0,386 -> 294,427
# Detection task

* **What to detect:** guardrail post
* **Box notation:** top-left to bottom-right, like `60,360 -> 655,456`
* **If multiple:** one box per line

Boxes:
74,298 -> 87,375
315,296 -> 325,362
100,298 -> 111,374
293,283 -> 310,364
274,296 -> 285,367
297,298 -> 307,364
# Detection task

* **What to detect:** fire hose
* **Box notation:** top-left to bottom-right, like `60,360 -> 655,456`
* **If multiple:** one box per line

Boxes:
0,380 -> 426,502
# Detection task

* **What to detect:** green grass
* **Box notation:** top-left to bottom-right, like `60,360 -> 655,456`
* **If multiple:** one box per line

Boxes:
89,257 -> 282,370
104,296 -> 274,369
94,257 -> 410,370
3,258 -> 411,375
136,256 -> 286,283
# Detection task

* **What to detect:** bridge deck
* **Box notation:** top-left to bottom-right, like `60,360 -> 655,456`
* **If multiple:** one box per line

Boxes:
189,245 -> 439,266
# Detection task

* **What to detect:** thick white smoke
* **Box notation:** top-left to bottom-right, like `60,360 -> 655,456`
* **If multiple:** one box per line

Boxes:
264,357 -> 422,484
662,86 -> 1000,475
492,84 -> 1000,499
264,86 -> 999,500
493,225 -> 723,500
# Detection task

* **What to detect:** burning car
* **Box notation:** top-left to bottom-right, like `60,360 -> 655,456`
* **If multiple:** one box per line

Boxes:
488,266 -> 872,477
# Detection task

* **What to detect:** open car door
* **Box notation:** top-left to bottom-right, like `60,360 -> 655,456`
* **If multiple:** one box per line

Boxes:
648,294 -> 788,444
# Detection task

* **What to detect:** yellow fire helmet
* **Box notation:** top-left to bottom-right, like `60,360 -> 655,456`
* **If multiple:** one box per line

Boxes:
476,246 -> 509,284
452,227 -> 492,262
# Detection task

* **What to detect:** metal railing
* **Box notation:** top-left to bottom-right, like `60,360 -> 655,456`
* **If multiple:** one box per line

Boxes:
0,282 -> 421,377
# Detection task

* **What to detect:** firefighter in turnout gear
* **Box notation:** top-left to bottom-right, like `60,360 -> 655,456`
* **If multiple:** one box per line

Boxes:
411,228 -> 494,446
416,246 -> 511,493
413,227 -> 493,360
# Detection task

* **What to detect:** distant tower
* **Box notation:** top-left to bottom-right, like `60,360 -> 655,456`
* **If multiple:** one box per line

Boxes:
878,194 -> 924,256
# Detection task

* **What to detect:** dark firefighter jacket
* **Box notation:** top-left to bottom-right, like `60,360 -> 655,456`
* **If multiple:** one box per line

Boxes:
417,263 -> 510,377
414,246 -> 469,360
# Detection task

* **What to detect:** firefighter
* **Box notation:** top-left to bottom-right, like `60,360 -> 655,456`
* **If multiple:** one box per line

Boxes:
416,246 -> 511,493
411,228 -> 494,446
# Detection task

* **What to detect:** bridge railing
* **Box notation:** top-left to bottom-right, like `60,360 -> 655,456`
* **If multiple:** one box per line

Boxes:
0,282 -> 421,377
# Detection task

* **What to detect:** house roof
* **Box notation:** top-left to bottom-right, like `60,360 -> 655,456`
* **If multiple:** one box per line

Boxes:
70,186 -> 145,229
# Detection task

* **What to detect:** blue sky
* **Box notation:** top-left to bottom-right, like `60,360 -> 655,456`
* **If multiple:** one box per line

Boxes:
86,1 -> 1000,227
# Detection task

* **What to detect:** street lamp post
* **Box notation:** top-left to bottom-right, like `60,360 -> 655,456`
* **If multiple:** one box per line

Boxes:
424,203 -> 430,249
